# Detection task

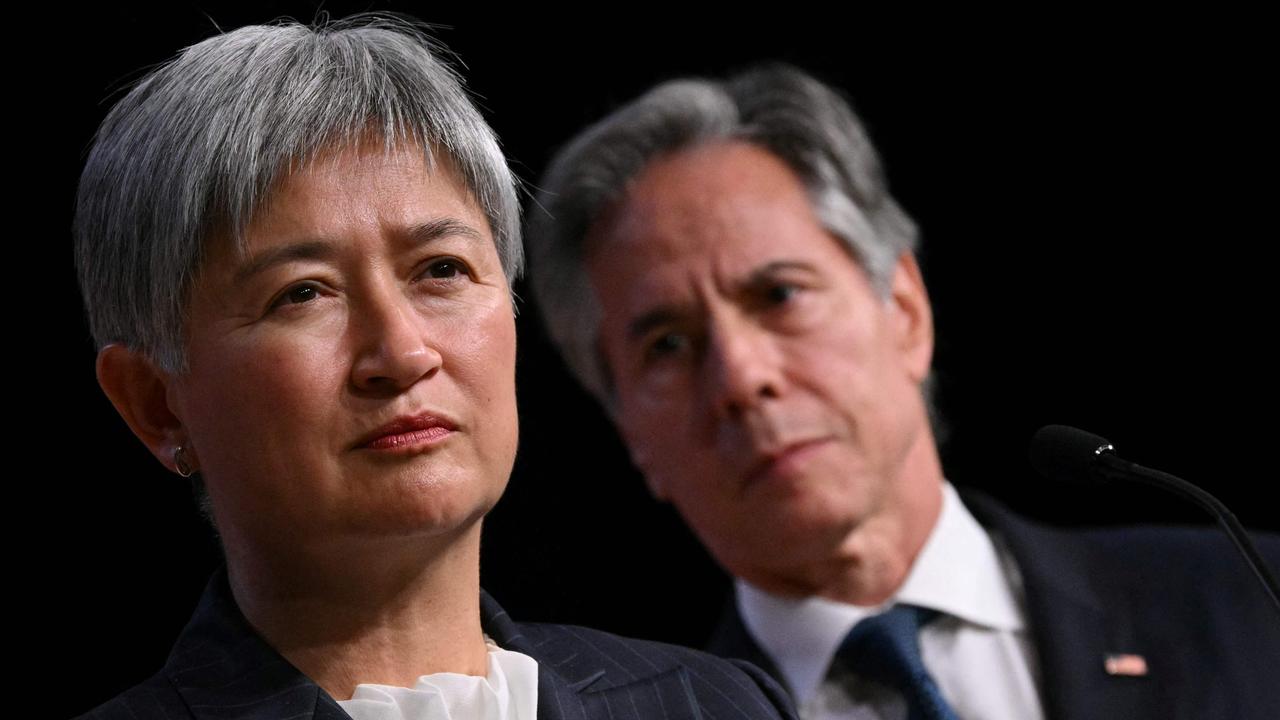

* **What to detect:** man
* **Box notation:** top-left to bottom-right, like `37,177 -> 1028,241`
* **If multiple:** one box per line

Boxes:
526,65 -> 1280,720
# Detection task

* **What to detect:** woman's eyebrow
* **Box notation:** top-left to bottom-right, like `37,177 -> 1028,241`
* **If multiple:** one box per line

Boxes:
229,218 -> 487,288
406,218 -> 486,247
232,240 -> 334,288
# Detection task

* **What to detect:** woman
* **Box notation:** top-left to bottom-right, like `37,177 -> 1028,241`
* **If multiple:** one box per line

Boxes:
74,17 -> 793,720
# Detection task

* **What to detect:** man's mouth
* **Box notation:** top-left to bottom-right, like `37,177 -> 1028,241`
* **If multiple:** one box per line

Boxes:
742,437 -> 833,487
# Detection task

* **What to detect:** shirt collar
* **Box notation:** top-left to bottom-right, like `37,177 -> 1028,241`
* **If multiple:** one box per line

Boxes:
736,580 -> 873,705
898,482 -> 1025,631
736,482 -> 1026,705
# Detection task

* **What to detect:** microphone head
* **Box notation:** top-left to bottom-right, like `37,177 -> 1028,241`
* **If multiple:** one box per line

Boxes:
1029,424 -> 1116,486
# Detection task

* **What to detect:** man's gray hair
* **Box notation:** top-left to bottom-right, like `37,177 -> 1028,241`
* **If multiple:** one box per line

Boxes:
527,65 -> 918,408
75,15 -> 522,373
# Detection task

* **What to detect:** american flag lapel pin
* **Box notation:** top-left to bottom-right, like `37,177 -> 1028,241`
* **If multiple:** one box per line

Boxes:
1104,653 -> 1149,677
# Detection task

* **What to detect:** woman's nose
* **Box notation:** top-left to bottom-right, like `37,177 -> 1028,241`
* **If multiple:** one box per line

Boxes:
350,288 -> 442,394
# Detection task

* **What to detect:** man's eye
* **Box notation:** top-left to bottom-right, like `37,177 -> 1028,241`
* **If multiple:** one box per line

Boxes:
646,332 -> 689,359
765,283 -> 799,305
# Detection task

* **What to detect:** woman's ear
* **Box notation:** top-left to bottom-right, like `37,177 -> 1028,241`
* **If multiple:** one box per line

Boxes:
96,344 -> 192,474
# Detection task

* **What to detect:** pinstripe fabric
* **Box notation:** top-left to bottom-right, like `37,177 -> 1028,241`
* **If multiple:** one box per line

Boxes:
76,571 -> 797,720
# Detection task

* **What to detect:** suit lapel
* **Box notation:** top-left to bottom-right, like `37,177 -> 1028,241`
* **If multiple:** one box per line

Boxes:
705,596 -> 789,694
165,579 -> 714,720
480,591 -> 706,720
533,664 -> 706,720
163,572 -> 343,720
963,493 -> 1175,720
574,667 -> 706,720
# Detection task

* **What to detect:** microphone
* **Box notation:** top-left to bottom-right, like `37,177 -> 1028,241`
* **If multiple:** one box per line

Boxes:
1030,424 -> 1280,614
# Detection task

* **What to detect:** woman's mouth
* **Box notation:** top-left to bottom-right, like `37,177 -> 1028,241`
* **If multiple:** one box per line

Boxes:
355,413 -> 459,451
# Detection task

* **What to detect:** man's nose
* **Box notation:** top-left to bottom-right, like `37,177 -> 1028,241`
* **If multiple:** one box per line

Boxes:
350,286 -> 442,394
703,311 -> 785,419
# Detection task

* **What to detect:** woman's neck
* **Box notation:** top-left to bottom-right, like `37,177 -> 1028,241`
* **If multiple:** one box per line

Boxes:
227,522 -> 490,700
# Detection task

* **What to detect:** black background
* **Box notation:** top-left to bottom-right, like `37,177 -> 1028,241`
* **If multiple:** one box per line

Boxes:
45,4 -> 1274,717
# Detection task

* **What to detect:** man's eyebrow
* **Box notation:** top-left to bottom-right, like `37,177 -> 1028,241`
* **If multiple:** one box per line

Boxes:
624,261 -> 819,340
741,260 -> 816,289
627,307 -> 683,342
232,241 -> 334,287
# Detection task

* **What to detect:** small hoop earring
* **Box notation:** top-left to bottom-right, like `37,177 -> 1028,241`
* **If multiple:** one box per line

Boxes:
174,446 -> 196,478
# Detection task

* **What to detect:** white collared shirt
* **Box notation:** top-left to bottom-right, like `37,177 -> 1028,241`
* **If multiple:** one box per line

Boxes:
738,483 -> 1045,720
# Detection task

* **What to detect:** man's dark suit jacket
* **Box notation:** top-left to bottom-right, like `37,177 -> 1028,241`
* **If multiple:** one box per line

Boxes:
708,494 -> 1280,720
78,572 -> 796,720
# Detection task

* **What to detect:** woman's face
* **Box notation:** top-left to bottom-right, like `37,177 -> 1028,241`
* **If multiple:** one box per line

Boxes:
168,143 -> 518,555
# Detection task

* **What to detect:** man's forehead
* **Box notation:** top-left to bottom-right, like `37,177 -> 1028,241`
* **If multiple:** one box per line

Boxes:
588,150 -> 833,265
603,143 -> 809,230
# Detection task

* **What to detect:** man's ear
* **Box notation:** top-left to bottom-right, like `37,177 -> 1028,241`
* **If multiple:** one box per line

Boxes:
609,396 -> 670,502
597,338 -> 670,501
888,253 -> 935,384
627,442 -> 670,501
96,344 -> 194,475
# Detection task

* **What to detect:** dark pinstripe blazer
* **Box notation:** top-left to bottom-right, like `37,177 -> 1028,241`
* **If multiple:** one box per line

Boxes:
708,493 -> 1280,720
77,572 -> 797,720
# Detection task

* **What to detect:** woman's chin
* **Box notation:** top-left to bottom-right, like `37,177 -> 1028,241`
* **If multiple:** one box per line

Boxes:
356,477 -> 505,544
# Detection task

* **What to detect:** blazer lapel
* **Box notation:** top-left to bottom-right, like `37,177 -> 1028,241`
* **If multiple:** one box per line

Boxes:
705,596 -> 789,694
963,493 -> 1175,720
164,577 -> 720,720
163,572 -> 342,720
481,591 -> 706,720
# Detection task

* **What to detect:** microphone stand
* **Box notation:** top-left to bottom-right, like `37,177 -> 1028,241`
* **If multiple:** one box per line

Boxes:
1091,449 -> 1280,614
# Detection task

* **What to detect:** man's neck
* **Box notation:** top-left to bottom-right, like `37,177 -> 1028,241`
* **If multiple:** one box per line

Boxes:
750,434 -> 946,606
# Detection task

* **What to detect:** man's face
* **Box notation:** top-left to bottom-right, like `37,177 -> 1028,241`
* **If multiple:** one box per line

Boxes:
586,142 -> 936,591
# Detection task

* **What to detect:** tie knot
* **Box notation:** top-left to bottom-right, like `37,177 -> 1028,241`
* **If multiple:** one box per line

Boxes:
833,604 -> 958,720
838,605 -> 933,678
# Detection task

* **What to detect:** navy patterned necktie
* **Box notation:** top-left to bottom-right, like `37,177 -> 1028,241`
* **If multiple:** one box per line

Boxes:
835,604 -> 960,720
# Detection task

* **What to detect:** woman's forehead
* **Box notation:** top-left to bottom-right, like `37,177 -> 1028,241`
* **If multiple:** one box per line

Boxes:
220,140 -> 484,262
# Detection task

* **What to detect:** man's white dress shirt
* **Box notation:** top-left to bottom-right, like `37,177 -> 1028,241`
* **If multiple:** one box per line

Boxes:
738,483 -> 1045,720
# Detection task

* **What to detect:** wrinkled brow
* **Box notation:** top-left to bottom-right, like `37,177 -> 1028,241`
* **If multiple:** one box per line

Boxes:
625,260 -> 816,341
230,218 -> 486,288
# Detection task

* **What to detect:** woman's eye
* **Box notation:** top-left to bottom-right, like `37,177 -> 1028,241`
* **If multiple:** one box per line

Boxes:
424,258 -> 467,280
274,284 -> 320,308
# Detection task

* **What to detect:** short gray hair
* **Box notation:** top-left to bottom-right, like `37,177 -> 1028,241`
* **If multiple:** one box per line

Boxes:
75,15 -> 522,373
527,65 -> 917,407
